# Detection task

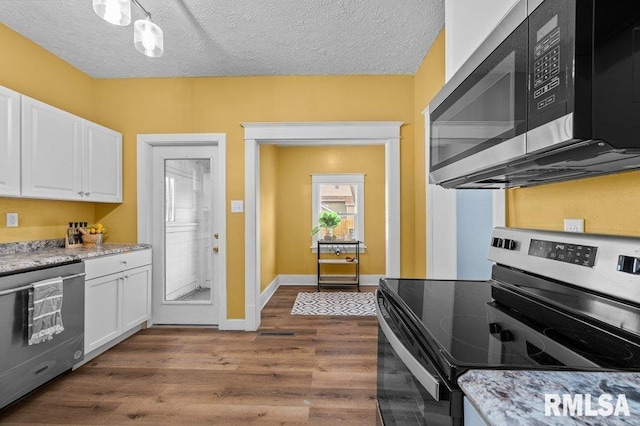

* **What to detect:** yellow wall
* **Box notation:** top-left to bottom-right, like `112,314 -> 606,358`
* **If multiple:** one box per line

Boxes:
275,145 -> 386,276
92,75 -> 414,318
507,171 -> 640,236
0,21 -> 441,319
260,145 -> 279,291
413,31 -> 446,278
0,25 -> 95,118
0,25 -> 97,243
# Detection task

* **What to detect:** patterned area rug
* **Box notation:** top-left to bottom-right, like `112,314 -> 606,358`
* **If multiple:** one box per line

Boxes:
290,291 -> 377,316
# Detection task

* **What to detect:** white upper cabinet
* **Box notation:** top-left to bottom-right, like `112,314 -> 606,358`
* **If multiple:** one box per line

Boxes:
0,86 -> 21,197
82,121 -> 123,203
21,94 -> 122,203
21,95 -> 83,200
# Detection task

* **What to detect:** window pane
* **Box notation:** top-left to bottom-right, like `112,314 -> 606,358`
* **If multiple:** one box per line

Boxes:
319,183 -> 357,240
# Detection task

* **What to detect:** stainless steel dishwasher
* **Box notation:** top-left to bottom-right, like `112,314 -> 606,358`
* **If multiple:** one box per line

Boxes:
0,261 -> 85,410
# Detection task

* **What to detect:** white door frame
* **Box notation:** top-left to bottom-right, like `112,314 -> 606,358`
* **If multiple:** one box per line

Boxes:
242,121 -> 402,331
137,133 -> 228,328
423,107 -> 505,279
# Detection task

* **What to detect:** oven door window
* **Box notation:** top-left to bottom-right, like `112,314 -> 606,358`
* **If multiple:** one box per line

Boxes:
377,326 -> 458,425
430,21 -> 528,172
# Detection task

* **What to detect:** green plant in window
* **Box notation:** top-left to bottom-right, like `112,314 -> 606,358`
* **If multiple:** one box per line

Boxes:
310,211 -> 342,237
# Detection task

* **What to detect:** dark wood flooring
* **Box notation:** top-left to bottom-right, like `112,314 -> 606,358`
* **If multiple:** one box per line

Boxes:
0,286 -> 379,425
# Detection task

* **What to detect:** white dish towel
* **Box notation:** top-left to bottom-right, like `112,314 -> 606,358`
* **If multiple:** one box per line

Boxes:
28,276 -> 64,345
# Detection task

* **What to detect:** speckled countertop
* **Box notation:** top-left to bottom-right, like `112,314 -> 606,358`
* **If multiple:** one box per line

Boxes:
0,239 -> 151,276
459,370 -> 640,425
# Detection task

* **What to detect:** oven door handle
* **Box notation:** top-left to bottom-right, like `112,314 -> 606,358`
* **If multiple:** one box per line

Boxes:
376,295 -> 442,400
0,272 -> 86,296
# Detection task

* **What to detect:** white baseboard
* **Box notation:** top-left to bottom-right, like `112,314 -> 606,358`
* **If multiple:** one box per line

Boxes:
219,275 -> 381,331
278,274 -> 382,286
74,324 -> 143,369
218,319 -> 246,331
260,276 -> 279,309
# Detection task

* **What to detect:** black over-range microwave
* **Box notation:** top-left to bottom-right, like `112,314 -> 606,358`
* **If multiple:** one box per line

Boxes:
429,0 -> 640,188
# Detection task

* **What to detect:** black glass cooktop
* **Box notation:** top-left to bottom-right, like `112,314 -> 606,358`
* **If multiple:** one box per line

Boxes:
379,274 -> 640,383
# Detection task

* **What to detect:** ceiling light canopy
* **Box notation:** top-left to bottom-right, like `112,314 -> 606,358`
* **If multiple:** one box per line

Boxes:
92,0 -> 163,58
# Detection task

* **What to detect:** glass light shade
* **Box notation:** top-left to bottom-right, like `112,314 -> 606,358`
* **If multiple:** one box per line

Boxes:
93,0 -> 131,26
134,19 -> 164,58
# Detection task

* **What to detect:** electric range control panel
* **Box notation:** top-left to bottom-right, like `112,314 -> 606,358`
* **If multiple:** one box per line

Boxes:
489,228 -> 640,305
528,238 -> 597,267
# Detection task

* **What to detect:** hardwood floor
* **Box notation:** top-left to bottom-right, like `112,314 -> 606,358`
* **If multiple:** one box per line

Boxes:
0,286 -> 379,425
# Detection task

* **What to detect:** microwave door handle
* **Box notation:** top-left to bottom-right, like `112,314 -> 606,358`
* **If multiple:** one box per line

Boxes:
376,296 -> 442,400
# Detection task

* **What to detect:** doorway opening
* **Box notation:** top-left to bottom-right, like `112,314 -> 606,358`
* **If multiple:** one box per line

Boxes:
242,122 -> 402,331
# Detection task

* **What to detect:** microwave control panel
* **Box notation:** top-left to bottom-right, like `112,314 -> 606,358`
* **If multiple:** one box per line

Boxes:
533,15 -> 561,110
529,0 -> 569,118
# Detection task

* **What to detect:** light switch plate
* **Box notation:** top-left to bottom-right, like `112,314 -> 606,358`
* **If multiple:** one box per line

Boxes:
6,212 -> 18,227
231,200 -> 244,213
564,218 -> 584,233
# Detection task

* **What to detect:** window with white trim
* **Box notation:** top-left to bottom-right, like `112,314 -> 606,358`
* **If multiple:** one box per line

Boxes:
311,174 -> 364,248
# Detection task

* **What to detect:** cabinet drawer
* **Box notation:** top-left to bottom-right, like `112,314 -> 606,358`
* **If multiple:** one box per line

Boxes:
84,249 -> 151,280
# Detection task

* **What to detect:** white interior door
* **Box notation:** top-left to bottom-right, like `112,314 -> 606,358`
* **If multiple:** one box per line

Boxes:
152,146 -> 219,325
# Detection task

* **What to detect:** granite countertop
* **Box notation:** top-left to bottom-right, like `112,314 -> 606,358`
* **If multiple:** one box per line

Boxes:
459,370 -> 640,425
0,239 -> 151,276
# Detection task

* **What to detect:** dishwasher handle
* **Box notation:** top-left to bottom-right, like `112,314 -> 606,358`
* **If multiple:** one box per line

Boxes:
0,272 -> 86,297
375,294 -> 442,400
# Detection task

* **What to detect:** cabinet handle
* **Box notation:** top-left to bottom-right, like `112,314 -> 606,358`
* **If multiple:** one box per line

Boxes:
124,275 -> 130,279
85,192 -> 90,196
78,191 -> 84,196
213,246 -> 219,253
121,260 -> 127,264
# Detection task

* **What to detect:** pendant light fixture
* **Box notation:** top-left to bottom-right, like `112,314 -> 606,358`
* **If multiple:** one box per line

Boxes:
131,0 -> 163,58
92,0 -> 131,26
134,17 -> 164,58
92,0 -> 163,58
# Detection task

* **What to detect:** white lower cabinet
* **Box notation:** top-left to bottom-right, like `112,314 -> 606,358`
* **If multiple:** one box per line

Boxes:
85,273 -> 122,352
122,266 -> 151,331
464,396 -> 488,426
83,249 -> 152,359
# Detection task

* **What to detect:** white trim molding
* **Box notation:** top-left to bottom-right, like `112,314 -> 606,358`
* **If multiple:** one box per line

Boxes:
424,106 -> 458,279
260,277 -> 279,310
423,106 -> 505,280
136,133 -> 230,329
243,121 -> 402,331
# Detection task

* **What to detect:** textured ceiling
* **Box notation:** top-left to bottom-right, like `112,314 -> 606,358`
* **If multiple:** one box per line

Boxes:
0,0 -> 444,79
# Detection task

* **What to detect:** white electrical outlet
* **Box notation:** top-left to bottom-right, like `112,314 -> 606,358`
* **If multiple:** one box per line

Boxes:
6,212 -> 18,228
564,218 -> 584,233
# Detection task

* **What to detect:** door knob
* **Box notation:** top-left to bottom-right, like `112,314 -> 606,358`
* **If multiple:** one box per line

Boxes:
213,246 -> 219,253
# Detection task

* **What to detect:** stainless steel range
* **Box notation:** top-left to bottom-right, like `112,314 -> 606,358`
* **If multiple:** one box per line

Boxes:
376,227 -> 640,425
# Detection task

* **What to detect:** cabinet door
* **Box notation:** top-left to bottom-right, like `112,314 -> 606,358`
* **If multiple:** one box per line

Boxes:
82,121 -> 123,203
85,273 -> 122,354
0,86 -> 21,197
21,96 -> 82,200
122,265 -> 151,331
